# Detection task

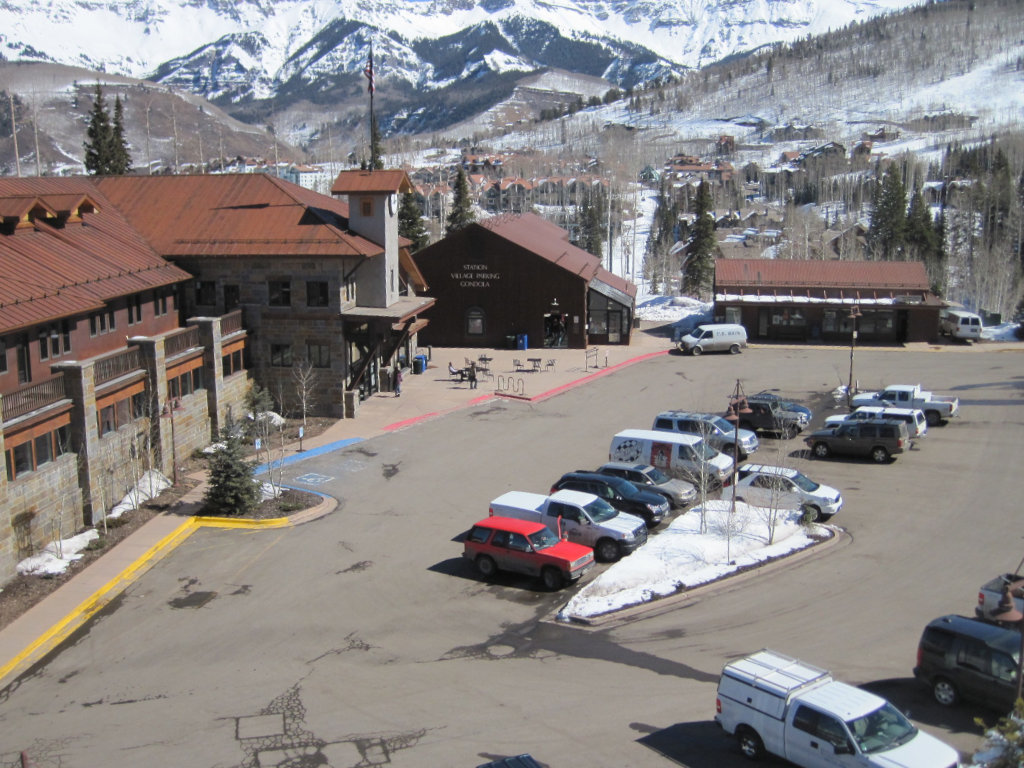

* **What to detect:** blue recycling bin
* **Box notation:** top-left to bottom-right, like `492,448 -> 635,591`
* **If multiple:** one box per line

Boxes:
516,333 -> 528,350
412,354 -> 427,374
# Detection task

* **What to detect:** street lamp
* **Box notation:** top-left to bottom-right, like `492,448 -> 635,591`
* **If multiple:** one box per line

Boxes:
847,304 -> 862,409
990,581 -> 1024,702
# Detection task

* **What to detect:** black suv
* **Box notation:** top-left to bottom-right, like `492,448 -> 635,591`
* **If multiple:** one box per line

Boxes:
550,471 -> 670,528
736,398 -> 807,438
914,614 -> 1019,712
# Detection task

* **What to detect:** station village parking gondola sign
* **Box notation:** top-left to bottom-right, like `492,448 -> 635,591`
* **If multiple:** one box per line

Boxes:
452,263 -> 501,288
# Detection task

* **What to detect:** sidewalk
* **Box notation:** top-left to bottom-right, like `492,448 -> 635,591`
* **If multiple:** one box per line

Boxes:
0,329 -> 671,688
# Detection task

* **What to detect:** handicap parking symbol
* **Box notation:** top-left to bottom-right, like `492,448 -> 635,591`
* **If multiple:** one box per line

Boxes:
294,473 -> 333,485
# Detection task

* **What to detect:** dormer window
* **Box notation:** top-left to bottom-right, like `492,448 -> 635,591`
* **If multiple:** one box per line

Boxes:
360,198 -> 373,217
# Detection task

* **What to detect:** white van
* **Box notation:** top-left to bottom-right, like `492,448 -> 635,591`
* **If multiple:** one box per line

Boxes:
939,309 -> 982,340
677,323 -> 747,355
609,428 -> 734,490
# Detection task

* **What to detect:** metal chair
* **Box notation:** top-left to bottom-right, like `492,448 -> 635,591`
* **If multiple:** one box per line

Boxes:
513,358 -> 524,372
546,359 -> 556,372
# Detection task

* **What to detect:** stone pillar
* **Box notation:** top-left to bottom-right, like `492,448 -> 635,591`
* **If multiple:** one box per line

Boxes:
131,335 -> 173,482
191,316 -> 224,437
344,391 -> 359,419
51,359 -> 100,525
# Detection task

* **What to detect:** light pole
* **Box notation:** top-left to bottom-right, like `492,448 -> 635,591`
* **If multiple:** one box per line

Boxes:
847,304 -> 862,409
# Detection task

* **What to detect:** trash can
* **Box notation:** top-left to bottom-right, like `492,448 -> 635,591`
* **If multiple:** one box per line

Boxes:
516,333 -> 529,350
505,334 -> 517,350
412,354 -> 427,374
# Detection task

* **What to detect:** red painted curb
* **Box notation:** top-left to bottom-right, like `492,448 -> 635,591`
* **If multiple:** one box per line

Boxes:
531,349 -> 668,402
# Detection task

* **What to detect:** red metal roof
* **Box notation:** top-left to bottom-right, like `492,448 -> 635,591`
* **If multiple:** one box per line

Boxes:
331,169 -> 412,196
715,259 -> 931,291
0,177 -> 192,335
96,174 -> 383,259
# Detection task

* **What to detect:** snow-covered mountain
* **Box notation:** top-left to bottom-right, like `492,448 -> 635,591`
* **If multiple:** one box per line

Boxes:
1,0 -> 925,113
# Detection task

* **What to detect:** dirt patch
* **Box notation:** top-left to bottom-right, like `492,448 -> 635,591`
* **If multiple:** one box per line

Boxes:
0,417 -> 336,633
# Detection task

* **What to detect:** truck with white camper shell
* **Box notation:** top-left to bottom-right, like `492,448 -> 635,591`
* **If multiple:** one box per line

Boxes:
715,649 -> 959,768
851,384 -> 959,426
488,489 -> 647,562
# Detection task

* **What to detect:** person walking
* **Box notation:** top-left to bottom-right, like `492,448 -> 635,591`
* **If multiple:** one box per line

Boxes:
394,365 -> 403,397
467,363 -> 477,390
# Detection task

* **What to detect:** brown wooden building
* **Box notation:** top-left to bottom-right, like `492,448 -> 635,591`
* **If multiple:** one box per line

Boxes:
414,213 -> 636,350
714,259 -> 943,344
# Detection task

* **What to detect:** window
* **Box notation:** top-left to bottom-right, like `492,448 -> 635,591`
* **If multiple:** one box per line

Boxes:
343,276 -> 357,304
467,526 -> 490,544
465,307 -> 485,336
37,321 -> 72,361
360,198 -> 373,216
89,309 -> 116,336
131,391 -> 148,419
154,289 -> 170,317
34,434 -> 53,467
270,343 -> 293,367
224,284 -> 240,311
957,638 -> 989,672
223,349 -> 243,377
0,337 -> 6,373
307,281 -> 329,307
268,280 -> 291,307
55,425 -> 71,456
307,344 -> 330,368
191,367 -> 204,392
196,281 -> 216,307
127,295 -> 143,325
99,405 -> 115,436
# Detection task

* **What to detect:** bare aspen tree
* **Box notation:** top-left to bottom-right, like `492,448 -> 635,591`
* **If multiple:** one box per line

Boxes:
292,358 -> 319,428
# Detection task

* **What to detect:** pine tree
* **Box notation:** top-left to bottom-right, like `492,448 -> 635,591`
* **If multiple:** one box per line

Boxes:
684,181 -> 716,299
369,113 -> 384,170
573,187 -> 604,259
446,167 -> 475,235
83,84 -> 114,175
110,95 -> 132,174
203,427 -> 260,516
398,190 -> 430,252
868,165 -> 908,259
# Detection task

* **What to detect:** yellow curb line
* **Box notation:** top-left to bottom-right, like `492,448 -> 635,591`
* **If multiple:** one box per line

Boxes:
0,514 -> 297,687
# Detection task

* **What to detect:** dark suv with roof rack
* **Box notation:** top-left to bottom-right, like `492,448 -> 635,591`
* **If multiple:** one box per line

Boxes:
550,471 -> 670,528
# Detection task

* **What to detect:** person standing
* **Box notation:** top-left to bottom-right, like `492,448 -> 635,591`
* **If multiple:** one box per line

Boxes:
468,363 -> 477,390
394,365 -> 403,397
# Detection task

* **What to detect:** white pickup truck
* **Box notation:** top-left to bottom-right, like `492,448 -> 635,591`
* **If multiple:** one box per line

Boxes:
976,572 -> 1024,620
716,649 -> 959,768
489,489 -> 647,562
851,384 -> 959,426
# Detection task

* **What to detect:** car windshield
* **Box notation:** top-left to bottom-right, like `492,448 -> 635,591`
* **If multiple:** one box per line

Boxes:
694,441 -> 719,460
847,702 -> 917,754
528,527 -> 561,550
708,416 -> 735,434
790,472 -> 820,492
642,466 -> 670,484
585,497 -> 619,523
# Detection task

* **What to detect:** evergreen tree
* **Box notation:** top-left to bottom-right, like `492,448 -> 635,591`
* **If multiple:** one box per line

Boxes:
83,84 -> 114,175
369,113 -> 384,170
398,190 -> 430,252
573,186 -> 604,259
203,427 -> 261,516
868,165 -> 908,259
110,95 -> 132,174
643,177 -> 679,293
906,186 -> 944,293
684,181 -> 716,299
446,167 -> 475,235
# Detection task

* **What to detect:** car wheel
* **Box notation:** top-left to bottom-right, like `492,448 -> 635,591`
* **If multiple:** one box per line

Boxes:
871,446 -> 890,463
541,566 -> 564,591
729,343 -> 741,354
736,727 -> 765,760
933,677 -> 958,707
595,537 -> 621,562
691,345 -> 703,356
812,442 -> 831,458
475,555 -> 497,578
801,504 -> 821,523
926,410 -> 941,426
784,424 -> 799,439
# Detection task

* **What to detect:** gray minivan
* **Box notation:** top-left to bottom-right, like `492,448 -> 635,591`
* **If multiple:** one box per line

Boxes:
676,323 -> 747,355
914,614 -> 1019,712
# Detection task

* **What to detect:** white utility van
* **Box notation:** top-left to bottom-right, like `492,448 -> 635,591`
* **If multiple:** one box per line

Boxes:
609,428 -> 733,490
677,323 -> 748,355
939,309 -> 982,340
716,649 -> 959,767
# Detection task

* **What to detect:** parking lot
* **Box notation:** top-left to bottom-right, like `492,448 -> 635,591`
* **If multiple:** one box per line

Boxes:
1,344 -> 1022,767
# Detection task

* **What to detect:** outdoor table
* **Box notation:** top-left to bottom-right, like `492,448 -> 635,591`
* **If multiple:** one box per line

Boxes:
527,357 -> 542,371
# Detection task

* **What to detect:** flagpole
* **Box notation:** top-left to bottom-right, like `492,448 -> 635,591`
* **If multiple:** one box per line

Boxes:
365,42 -> 375,168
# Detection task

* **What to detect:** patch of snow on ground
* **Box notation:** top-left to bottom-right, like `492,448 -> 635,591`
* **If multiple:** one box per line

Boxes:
981,322 -> 1021,342
17,529 -> 100,577
559,500 -> 822,621
107,470 -> 172,519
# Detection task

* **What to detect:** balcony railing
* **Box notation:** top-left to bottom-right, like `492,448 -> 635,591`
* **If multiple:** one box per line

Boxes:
221,310 -> 243,336
94,347 -> 143,385
2,374 -> 67,423
165,326 -> 200,358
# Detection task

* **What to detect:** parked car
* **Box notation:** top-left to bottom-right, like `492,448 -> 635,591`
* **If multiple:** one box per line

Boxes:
677,323 -> 747,355
976,572 -> 1024,620
914,614 -> 1020,711
734,464 -> 843,521
751,391 -> 815,423
652,410 -> 759,460
804,419 -> 909,463
735,398 -> 807,438
462,516 -> 595,590
609,429 -> 734,491
824,406 -> 928,441
595,462 -> 697,508
551,470 -> 671,528
851,383 -> 958,426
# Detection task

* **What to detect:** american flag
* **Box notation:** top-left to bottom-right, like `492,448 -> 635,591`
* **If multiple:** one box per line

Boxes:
364,46 -> 374,93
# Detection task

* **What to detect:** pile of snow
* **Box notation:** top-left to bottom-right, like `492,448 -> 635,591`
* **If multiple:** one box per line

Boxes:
636,295 -> 712,326
17,470 -> 172,578
981,322 -> 1021,342
247,410 -> 286,427
559,500 -> 823,621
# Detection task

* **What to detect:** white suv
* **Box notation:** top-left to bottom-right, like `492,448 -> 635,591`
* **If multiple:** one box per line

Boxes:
734,464 -> 843,521
824,406 -> 928,440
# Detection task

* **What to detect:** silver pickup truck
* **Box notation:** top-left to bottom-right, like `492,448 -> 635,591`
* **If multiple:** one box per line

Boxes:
976,573 -> 1024,619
